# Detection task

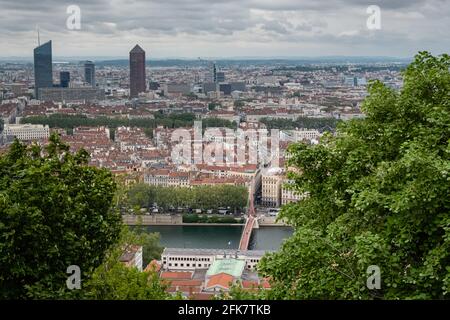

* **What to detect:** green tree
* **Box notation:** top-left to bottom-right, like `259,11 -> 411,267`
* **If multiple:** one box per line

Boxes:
256,52 -> 450,300
233,100 -> 245,109
0,134 -> 122,299
217,282 -> 268,300
125,184 -> 247,213
260,116 -> 339,132
143,127 -> 154,139
127,183 -> 155,209
132,225 -> 164,266
208,102 -> 217,111
82,227 -> 169,300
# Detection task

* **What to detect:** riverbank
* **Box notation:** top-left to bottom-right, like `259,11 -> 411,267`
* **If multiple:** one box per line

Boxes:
258,215 -> 290,227
122,214 -> 289,227
123,214 -> 245,226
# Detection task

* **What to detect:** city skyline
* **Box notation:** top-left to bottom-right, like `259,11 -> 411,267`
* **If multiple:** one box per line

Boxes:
0,0 -> 449,58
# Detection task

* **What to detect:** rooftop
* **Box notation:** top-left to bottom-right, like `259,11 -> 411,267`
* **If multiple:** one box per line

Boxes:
160,271 -> 193,280
206,258 -> 246,278
130,44 -> 145,54
205,273 -> 235,290
162,248 -> 269,257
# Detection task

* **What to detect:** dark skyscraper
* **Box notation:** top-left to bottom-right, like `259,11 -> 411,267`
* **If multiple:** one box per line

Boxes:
84,61 -> 95,87
211,62 -> 217,83
129,45 -> 146,98
60,71 -> 70,88
33,40 -> 53,99
216,71 -> 225,83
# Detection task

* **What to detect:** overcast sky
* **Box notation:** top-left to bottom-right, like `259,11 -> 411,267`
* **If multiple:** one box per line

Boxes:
0,0 -> 449,58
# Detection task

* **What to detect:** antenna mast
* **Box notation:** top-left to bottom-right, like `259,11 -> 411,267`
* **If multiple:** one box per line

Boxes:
37,25 -> 40,46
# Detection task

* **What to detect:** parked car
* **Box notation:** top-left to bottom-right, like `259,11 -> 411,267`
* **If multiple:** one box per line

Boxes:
268,208 -> 280,217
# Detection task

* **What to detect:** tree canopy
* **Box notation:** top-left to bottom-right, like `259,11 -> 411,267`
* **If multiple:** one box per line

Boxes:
22,113 -> 236,131
0,135 -> 174,300
81,226 -> 170,300
0,134 -> 122,299
260,116 -> 339,132
257,52 -> 450,299
125,183 -> 248,213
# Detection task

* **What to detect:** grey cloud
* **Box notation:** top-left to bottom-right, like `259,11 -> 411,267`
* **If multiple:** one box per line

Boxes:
0,0 -> 448,56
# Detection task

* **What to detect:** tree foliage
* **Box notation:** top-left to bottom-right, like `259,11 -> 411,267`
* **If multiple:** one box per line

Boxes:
131,224 -> 164,266
182,214 -> 244,224
81,227 -> 170,300
256,52 -> 450,299
0,134 -> 122,299
22,113 -> 236,131
125,183 -> 248,213
260,116 -> 339,132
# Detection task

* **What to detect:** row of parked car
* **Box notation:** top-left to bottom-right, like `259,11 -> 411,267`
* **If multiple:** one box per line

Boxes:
133,205 -> 243,216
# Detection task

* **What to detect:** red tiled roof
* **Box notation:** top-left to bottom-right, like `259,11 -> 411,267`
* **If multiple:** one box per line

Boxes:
168,280 -> 203,287
144,260 -> 161,273
160,271 -> 193,280
190,293 -> 214,300
241,280 -> 259,289
261,279 -> 271,289
205,273 -> 234,290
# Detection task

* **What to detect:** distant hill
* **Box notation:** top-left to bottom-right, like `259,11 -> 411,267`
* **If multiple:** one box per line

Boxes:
0,56 -> 413,67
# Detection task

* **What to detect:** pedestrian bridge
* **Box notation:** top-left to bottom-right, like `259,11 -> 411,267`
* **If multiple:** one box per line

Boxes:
238,185 -> 258,251
238,215 -> 258,250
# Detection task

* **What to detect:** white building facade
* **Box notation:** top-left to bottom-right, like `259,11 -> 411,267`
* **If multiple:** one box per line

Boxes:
2,124 -> 50,141
161,248 -> 267,272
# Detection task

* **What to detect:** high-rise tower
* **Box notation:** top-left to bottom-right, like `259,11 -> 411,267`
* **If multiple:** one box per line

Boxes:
60,71 -> 70,88
84,61 -> 95,87
33,40 -> 53,99
211,62 -> 217,83
129,45 -> 146,98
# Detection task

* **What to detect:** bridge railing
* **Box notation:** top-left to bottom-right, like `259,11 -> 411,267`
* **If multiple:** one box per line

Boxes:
238,215 -> 255,250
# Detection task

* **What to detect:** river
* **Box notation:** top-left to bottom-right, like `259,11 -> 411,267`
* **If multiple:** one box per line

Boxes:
142,225 -> 294,251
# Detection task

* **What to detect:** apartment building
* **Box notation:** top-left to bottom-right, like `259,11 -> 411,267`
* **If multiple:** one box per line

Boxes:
119,245 -> 143,271
144,169 -> 190,187
0,103 -> 18,125
2,124 -> 50,141
195,164 -> 257,180
38,87 -> 105,102
261,169 -> 283,207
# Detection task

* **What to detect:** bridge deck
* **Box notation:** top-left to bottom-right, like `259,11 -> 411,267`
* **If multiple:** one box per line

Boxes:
238,183 -> 257,251
238,216 -> 255,250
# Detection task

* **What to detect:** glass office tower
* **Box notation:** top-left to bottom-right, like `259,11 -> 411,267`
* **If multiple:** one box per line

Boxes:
84,61 -> 95,87
33,40 -> 53,99
60,71 -> 70,88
